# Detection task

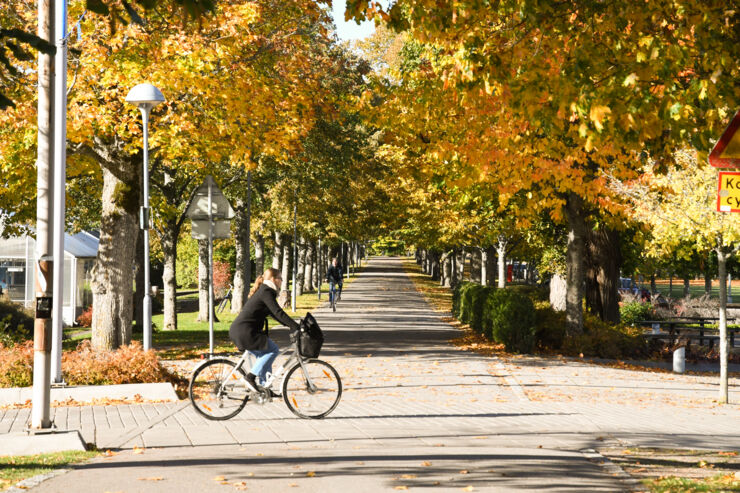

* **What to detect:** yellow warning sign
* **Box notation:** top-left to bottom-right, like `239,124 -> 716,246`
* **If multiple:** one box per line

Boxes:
717,171 -> 740,212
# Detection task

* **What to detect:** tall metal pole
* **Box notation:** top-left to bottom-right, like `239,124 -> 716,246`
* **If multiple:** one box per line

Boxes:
51,0 -> 68,385
208,177 -> 214,355
245,170 -> 252,292
291,196 -> 297,313
32,0 -> 55,429
140,105 -> 152,351
317,238 -> 321,300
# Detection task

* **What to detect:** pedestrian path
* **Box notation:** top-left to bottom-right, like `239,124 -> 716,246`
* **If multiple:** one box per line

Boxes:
3,257 -> 738,492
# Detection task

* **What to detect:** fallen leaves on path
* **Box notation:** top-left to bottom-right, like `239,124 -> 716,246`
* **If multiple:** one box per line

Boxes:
138,477 -> 164,481
132,446 -> 145,455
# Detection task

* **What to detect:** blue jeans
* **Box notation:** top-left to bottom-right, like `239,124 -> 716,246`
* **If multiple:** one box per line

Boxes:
249,338 -> 279,385
329,282 -> 342,303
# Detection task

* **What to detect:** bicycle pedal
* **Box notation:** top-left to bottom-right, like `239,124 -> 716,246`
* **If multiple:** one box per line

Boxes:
252,389 -> 271,405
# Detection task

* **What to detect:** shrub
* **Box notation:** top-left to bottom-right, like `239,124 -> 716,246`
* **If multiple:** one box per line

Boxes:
0,340 -> 182,388
562,315 -> 649,360
452,281 -> 473,319
508,284 -> 548,303
533,301 -> 566,349
0,341 -> 33,387
469,286 -> 496,334
0,299 -> 33,346
484,289 -> 536,353
459,283 -> 481,326
213,261 -> 232,299
620,301 -> 655,326
76,305 -> 93,328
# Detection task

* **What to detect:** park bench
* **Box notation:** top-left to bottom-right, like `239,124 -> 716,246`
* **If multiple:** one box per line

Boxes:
636,317 -> 739,349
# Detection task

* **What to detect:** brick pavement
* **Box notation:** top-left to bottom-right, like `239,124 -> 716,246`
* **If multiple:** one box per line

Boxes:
3,256 -> 739,492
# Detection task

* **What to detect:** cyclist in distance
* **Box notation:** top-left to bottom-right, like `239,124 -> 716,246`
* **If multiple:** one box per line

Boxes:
326,257 -> 344,305
229,268 -> 299,394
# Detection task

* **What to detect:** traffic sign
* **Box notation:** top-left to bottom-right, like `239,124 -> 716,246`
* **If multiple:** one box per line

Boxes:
709,110 -> 740,168
717,171 -> 740,212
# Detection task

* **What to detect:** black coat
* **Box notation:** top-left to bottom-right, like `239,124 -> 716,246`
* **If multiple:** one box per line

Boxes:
229,283 -> 300,351
326,265 -> 343,284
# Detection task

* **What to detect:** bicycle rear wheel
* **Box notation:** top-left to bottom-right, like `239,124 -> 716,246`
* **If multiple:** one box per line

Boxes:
282,359 -> 342,419
189,358 -> 249,420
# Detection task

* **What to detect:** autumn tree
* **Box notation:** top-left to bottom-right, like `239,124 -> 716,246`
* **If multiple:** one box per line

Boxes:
613,152 -> 738,403
348,0 -> 740,334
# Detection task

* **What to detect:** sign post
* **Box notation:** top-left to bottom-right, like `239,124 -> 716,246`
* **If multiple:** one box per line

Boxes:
186,176 -> 235,356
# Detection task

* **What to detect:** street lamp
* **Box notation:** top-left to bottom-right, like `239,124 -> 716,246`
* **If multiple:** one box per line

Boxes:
125,83 -> 165,351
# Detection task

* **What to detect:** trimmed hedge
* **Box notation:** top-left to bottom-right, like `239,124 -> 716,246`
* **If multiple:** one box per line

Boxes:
450,279 -> 652,359
485,289 -> 537,353
452,281 -> 474,320
453,282 -> 537,352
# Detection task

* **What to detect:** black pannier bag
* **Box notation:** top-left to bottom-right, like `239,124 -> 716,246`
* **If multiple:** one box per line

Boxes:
298,312 -> 324,358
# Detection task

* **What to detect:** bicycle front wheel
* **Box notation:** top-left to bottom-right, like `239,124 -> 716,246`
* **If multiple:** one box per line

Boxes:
189,358 -> 249,420
283,359 -> 342,419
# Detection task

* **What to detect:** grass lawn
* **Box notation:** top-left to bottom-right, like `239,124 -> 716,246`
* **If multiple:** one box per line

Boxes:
600,447 -> 740,493
640,279 -> 740,301
0,450 -> 99,491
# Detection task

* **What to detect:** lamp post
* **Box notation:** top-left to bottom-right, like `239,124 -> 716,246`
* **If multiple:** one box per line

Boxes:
125,83 -> 165,351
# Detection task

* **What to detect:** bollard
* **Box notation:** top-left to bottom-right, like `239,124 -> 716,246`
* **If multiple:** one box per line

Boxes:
673,346 -> 685,374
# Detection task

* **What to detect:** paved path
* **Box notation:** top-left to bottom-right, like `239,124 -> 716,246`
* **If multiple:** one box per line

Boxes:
3,257 -> 739,492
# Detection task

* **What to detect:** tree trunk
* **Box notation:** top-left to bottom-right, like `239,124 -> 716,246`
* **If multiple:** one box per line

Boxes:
303,240 -> 315,292
717,247 -> 730,404
564,193 -> 587,335
430,250 -> 440,281
254,235 -> 264,277
585,227 -> 621,323
281,235 -> 291,283
232,197 -> 249,313
312,241 -> 320,289
683,275 -> 691,298
704,266 -> 712,295
195,239 -> 217,322
296,237 -> 307,296
480,248 -> 488,286
456,248 -> 465,282
450,248 -> 458,286
669,272 -> 673,298
550,274 -> 567,311
92,164 -> 138,350
497,236 -> 507,289
272,231 -> 282,271
160,224 -> 178,331
440,252 -> 451,287
471,248 -> 482,283
651,273 -> 657,293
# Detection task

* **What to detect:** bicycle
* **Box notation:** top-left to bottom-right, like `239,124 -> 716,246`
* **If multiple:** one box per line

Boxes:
188,332 -> 342,420
329,282 -> 342,312
216,285 -> 232,314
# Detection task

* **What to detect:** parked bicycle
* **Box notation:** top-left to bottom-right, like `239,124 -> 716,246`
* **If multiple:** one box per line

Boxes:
189,315 -> 341,420
216,285 -> 232,314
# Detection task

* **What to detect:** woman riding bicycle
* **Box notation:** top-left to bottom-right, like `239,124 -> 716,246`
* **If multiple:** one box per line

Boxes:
229,268 -> 299,394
